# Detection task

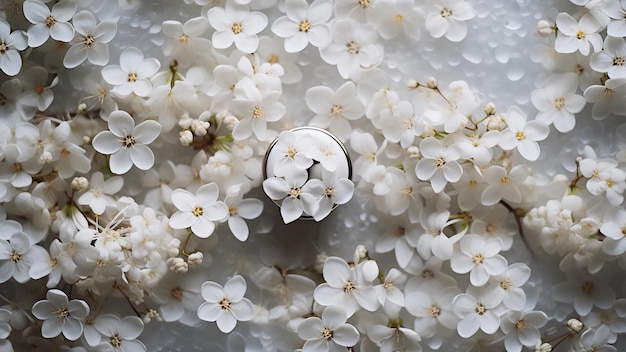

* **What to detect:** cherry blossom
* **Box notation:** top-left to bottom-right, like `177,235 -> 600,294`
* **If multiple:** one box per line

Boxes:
531,73 -> 586,133
91,110 -> 161,175
554,12 -> 602,56
319,19 -> 383,79
91,314 -> 146,352
424,0 -> 476,42
297,306 -> 360,352
0,19 -> 27,76
499,106 -> 550,161
500,310 -> 548,352
101,47 -> 160,97
31,289 -> 90,341
207,1 -> 267,53
223,190 -> 263,241
63,10 -> 117,68
23,0 -> 76,47
271,0 -> 332,53
450,234 -> 508,286
0,231 -> 48,284
169,182 -> 229,238
197,275 -> 254,333
305,81 -> 365,142
414,137 -> 462,194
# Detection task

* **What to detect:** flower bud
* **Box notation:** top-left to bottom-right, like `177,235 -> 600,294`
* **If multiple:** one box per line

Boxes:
82,136 -> 91,144
407,146 -> 420,159
143,309 -> 162,323
484,102 -> 496,116
39,151 -> 53,163
71,177 -> 89,192
179,130 -> 194,146
407,80 -> 420,89
354,245 -> 368,262
223,115 -> 239,131
187,251 -> 204,266
78,103 -> 88,113
426,77 -> 438,89
567,318 -> 583,333
167,257 -> 188,273
178,117 -> 193,130
536,342 -> 552,352
536,20 -> 553,37
486,114 -> 506,131
167,238 -> 181,257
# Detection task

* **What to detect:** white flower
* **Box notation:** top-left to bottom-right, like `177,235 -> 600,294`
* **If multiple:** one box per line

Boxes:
197,275 -> 255,333
31,289 -> 90,341
590,36 -> 626,79
319,19 -> 383,79
101,47 -> 160,97
424,0 -> 476,42
531,73 -> 586,133
371,0 -> 423,40
0,308 -> 12,352
297,306 -> 360,352
305,81 -> 365,142
271,0 -> 332,53
601,208 -> 626,255
313,256 -> 379,315
0,231 -> 48,284
91,314 -> 146,352
605,0 -> 626,37
270,130 -> 314,179
231,78 -> 285,141
499,106 -> 550,161
501,310 -> 548,352
0,19 -> 27,76
63,10 -> 117,68
380,100 -> 423,149
263,173 -> 324,224
92,110 -> 161,175
552,273 -> 615,316
480,165 -> 529,206
450,234 -> 508,286
169,182 -> 229,238
24,0 -> 76,47
452,286 -> 502,338
223,190 -> 264,241
76,172 -> 123,215
161,17 -> 212,67
311,168 -> 354,221
207,2 -> 267,53
579,327 -> 616,352
554,12 -> 602,56
583,78 -> 626,120
414,137 -> 462,193
405,285 -> 460,341
367,323 -> 422,352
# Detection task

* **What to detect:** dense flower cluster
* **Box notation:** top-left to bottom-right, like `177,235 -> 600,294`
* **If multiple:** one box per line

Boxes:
0,0 -> 624,351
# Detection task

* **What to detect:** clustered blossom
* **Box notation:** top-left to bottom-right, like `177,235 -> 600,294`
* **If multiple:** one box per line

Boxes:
0,0 -> 623,351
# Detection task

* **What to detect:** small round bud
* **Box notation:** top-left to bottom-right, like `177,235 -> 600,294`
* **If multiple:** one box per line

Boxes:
167,238 -> 181,258
536,20 -> 554,37
178,117 -> 193,130
426,77 -> 438,89
486,114 -> 506,131
407,80 -> 420,89
39,151 -> 53,163
567,318 -> 583,333
484,102 -> 496,116
179,130 -> 194,146
71,177 -> 89,191
167,257 -> 188,273
143,309 -> 162,323
575,156 -> 583,162
78,103 -> 88,113
355,245 -> 368,260
223,115 -> 239,131
187,251 -> 204,266
407,146 -> 420,159
82,136 -> 91,144
536,342 -> 552,352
